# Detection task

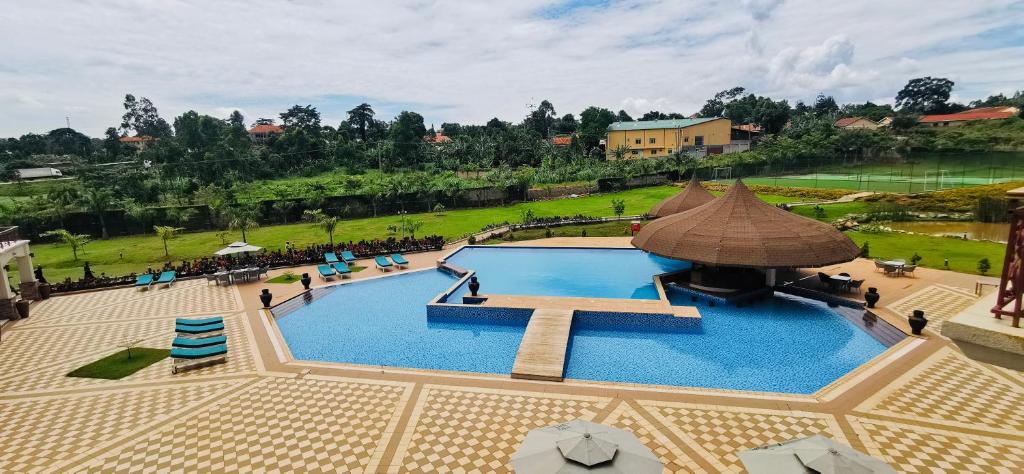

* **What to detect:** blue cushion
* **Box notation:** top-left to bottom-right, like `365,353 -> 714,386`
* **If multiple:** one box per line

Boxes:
172,335 -> 227,348
318,264 -> 335,276
171,344 -> 227,359
176,316 -> 223,326
390,254 -> 409,265
175,322 -> 224,334
375,256 -> 392,267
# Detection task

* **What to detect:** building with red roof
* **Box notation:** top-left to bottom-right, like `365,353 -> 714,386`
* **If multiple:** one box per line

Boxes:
919,107 -> 1018,127
834,117 -> 880,130
118,135 -> 155,149
424,132 -> 451,144
248,124 -> 284,143
551,135 -> 573,146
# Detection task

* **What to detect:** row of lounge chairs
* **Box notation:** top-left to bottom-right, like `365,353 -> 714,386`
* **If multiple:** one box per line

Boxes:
318,262 -> 352,280
375,254 -> 408,271
134,271 -> 177,290
318,252 -> 409,279
171,316 -> 228,373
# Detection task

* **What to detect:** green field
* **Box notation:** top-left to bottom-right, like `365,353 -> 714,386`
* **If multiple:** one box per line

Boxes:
847,231 -> 1004,275
28,186 -> 799,282
790,202 -> 870,220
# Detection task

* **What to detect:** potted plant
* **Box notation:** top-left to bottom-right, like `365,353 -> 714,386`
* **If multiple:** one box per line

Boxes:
864,287 -> 880,308
300,273 -> 312,290
259,289 -> 273,308
908,309 -> 928,335
15,299 -> 30,319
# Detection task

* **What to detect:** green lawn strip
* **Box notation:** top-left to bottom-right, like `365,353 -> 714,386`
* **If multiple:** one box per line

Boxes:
27,186 -> 798,282
791,202 -> 871,221
847,230 -> 1005,275
67,348 -> 170,380
266,274 -> 302,284
484,221 -> 632,243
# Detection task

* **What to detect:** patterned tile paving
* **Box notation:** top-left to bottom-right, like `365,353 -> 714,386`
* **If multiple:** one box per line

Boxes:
0,314 -> 257,395
394,385 -> 611,473
886,285 -> 978,335
81,377 -> 410,473
640,401 -> 845,473
0,379 -> 244,472
604,402 -> 706,473
855,347 -> 1024,435
850,416 -> 1024,473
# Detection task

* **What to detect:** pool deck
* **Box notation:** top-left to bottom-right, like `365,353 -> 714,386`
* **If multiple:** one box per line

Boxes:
511,308 -> 574,381
1,237 -> 1021,472
479,293 -> 700,318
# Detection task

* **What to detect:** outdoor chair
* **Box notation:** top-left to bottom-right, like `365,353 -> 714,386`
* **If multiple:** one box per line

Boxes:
390,253 -> 409,269
245,268 -> 261,281
341,250 -> 357,263
325,252 -> 340,264
901,265 -> 917,277
873,260 -> 886,272
175,321 -> 224,338
216,273 -> 232,286
171,343 -> 228,374
839,272 -> 850,277
176,316 -> 223,326
205,274 -> 218,286
318,264 -> 336,280
258,266 -> 269,278
848,279 -> 865,293
172,334 -> 226,348
134,273 -> 154,290
332,262 -> 352,278
375,256 -> 393,272
883,265 -> 899,277
155,271 -> 177,287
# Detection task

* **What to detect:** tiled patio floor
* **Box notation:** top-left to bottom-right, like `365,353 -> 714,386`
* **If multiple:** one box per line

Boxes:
0,247 -> 1021,473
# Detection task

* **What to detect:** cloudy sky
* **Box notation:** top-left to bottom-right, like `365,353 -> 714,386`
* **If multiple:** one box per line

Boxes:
2,0 -> 1023,137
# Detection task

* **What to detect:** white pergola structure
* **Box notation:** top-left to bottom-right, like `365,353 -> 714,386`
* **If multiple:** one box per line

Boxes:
0,227 -> 38,320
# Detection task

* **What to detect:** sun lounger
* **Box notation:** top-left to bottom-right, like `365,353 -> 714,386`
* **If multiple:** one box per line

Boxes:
325,252 -> 340,264
175,322 -> 224,338
172,335 -> 226,348
341,250 -> 356,263
332,262 -> 352,278
171,343 -> 228,373
176,316 -> 223,326
374,256 -> 393,271
390,253 -> 409,268
155,271 -> 176,287
318,264 -> 336,280
134,273 -> 154,290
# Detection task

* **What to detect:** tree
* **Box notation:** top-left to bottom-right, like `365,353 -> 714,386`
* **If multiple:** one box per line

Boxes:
524,100 -> 556,137
388,111 -> 427,168
303,209 -> 339,246
47,185 -> 79,228
153,225 -> 184,256
611,199 -> 625,217
103,127 -> 126,159
890,114 -> 919,131
227,206 -> 260,242
346,103 -> 376,141
579,107 -> 617,149
553,113 -> 577,134
47,127 -> 92,157
81,187 -> 114,239
253,117 -> 276,126
120,94 -> 172,138
615,110 -> 633,122
279,105 -> 321,134
40,229 -> 90,260
978,258 -> 991,275
812,94 -> 839,117
698,87 -> 745,117
895,77 -> 954,113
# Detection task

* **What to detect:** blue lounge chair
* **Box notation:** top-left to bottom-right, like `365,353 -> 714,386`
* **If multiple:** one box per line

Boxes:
171,343 -> 228,373
341,250 -> 356,263
390,253 -> 409,269
374,256 -> 393,271
175,322 -> 224,338
325,252 -> 340,264
172,335 -> 226,348
318,264 -> 336,280
155,271 -> 176,287
134,273 -> 154,290
176,316 -> 223,327
332,262 -> 352,278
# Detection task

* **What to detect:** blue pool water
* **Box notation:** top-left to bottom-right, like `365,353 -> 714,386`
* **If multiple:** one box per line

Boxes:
563,287 -> 888,394
445,246 -> 690,300
275,270 -> 530,374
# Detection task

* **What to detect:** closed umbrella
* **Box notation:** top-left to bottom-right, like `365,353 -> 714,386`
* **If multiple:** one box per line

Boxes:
739,435 -> 896,474
214,241 -> 263,256
511,419 -> 662,473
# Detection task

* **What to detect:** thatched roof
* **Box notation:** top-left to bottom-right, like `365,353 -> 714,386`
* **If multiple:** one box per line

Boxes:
632,180 -> 861,268
648,175 -> 716,218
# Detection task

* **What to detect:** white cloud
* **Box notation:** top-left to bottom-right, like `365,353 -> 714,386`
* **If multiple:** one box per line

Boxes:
0,0 -> 1022,136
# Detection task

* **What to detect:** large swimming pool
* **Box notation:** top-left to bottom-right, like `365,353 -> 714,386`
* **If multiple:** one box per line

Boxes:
274,247 -> 895,394
445,246 -> 690,300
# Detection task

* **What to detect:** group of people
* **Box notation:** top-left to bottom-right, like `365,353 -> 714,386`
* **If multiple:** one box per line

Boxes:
47,235 -> 445,294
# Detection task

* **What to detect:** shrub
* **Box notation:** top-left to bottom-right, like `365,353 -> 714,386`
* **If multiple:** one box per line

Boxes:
581,228 -> 588,237
544,227 -> 553,238
467,235 -> 477,245
812,206 -> 827,219
433,203 -> 446,215
978,258 -> 991,275
860,242 -> 870,258
910,253 -> 922,265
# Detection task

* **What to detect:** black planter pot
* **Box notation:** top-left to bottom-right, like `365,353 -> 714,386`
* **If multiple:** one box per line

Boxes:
259,289 -> 273,308
468,276 -> 480,296
864,287 -> 880,308
38,283 -> 51,300
300,273 -> 312,290
909,309 -> 928,335
15,300 -> 30,319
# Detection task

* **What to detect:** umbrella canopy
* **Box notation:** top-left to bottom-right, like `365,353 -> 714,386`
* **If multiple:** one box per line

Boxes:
512,420 -> 662,473
739,435 -> 896,474
214,241 -> 263,256
632,180 -> 860,268
649,174 -> 716,217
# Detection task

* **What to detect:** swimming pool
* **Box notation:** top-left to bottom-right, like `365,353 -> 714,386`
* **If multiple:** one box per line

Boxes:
445,246 -> 690,300
275,270 -> 530,374
563,287 -> 888,394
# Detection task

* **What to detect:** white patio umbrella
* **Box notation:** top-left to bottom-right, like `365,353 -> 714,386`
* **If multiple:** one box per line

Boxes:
739,435 -> 896,474
214,241 -> 263,256
511,419 -> 662,473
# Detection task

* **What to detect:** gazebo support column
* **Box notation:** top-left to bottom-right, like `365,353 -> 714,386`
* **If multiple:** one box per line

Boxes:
16,254 -> 38,300
765,269 -> 777,287
0,265 -> 17,320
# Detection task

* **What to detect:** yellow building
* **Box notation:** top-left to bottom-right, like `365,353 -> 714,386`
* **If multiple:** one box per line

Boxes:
605,118 -> 732,160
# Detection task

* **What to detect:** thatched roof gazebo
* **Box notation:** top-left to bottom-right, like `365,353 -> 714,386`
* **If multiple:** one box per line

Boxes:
648,175 -> 716,218
632,180 -> 860,269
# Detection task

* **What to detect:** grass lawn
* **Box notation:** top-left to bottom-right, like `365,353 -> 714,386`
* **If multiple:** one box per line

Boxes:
791,202 -> 871,221
28,186 -> 799,282
266,273 -> 302,284
484,221 -> 632,243
847,231 -> 1005,275
67,348 -> 169,379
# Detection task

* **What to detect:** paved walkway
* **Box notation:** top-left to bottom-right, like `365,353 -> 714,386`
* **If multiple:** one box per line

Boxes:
0,242 -> 1021,472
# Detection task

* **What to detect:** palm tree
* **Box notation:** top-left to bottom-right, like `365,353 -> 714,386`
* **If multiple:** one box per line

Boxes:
153,225 -> 184,256
40,229 -> 90,260
303,209 -> 339,246
47,186 -> 79,228
81,187 -> 114,239
227,206 -> 260,242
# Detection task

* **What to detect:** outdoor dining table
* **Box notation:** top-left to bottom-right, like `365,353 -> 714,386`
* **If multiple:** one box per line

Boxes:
882,260 -> 905,267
